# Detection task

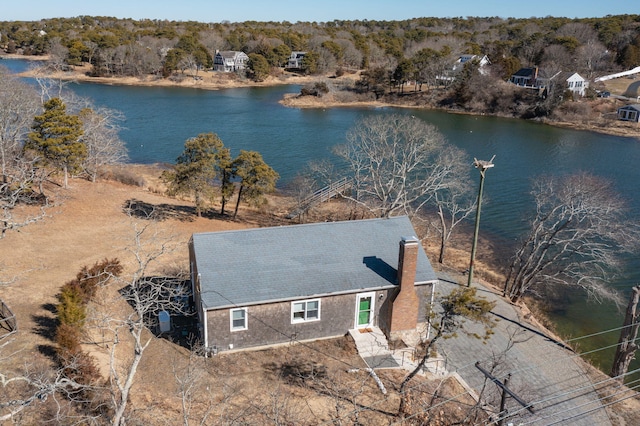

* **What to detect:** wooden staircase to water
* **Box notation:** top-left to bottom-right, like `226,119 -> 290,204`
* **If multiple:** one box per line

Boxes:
286,177 -> 352,219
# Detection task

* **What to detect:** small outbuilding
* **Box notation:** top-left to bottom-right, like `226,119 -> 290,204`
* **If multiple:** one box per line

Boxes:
617,104 -> 640,122
189,216 -> 438,354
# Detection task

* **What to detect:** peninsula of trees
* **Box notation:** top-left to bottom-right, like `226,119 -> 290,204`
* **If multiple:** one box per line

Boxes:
2,15 -> 640,129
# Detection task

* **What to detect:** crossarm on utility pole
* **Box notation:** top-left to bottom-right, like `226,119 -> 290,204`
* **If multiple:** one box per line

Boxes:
475,361 -> 535,414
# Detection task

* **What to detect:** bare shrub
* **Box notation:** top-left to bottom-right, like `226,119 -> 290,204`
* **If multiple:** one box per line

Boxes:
102,168 -> 147,187
551,101 -> 593,123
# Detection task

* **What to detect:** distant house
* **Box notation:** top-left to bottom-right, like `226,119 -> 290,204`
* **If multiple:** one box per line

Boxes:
189,216 -> 438,354
287,51 -> 306,69
452,54 -> 491,73
510,67 -> 588,96
617,104 -> 640,122
564,72 -> 589,97
437,54 -> 491,84
509,67 -> 560,89
213,51 -> 249,72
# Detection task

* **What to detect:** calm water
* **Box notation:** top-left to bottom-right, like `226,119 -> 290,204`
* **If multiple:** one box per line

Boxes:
4,59 -> 640,376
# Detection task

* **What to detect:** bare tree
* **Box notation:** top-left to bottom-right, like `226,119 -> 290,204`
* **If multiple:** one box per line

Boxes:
90,219 -> 188,425
334,114 -> 466,219
0,68 -> 40,181
540,45 -> 571,76
1,155 -> 52,238
47,37 -> 70,73
503,173 -> 638,304
426,147 -> 475,264
576,39 -> 611,78
199,30 -> 226,54
398,287 -> 495,417
78,106 -> 128,182
0,343 -> 89,424
172,345 -> 214,426
610,286 -> 640,383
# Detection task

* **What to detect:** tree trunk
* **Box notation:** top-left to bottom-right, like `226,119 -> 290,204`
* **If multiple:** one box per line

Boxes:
195,193 -> 202,217
398,332 -> 441,417
438,205 -> 447,264
63,164 -> 69,188
233,185 -> 244,219
112,330 -> 149,425
610,286 -> 640,382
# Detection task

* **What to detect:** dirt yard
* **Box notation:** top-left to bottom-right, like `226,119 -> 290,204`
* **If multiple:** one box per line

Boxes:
0,166 -> 485,424
1,165 -> 638,424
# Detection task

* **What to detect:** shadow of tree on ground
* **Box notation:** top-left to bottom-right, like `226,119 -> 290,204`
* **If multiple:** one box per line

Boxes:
32,303 -> 58,360
124,199 -> 199,221
123,198 -> 292,227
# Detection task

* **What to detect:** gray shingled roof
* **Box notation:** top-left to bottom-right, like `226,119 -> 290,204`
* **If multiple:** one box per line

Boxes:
619,104 -> 640,112
191,216 -> 437,310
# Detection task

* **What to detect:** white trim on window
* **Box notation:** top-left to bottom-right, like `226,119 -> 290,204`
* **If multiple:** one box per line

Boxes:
230,307 -> 247,331
291,299 -> 321,323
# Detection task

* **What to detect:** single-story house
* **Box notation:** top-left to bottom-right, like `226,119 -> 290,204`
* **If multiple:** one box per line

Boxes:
509,67 -> 560,89
189,216 -> 438,354
213,50 -> 249,72
287,51 -> 306,69
617,104 -> 640,122
564,72 -> 589,97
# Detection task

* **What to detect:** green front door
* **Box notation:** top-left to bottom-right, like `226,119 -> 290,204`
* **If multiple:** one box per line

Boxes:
356,293 -> 375,328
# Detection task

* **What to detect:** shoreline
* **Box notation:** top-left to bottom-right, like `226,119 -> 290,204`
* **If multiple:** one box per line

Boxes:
280,93 -> 640,140
4,54 -> 639,140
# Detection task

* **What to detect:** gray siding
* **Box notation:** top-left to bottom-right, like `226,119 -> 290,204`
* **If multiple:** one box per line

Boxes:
205,283 -> 433,352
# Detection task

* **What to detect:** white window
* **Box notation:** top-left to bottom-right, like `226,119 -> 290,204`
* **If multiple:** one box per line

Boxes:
291,299 -> 320,323
230,308 -> 247,331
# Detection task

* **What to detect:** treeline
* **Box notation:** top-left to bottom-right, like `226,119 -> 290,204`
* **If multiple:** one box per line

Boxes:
1,15 -> 639,80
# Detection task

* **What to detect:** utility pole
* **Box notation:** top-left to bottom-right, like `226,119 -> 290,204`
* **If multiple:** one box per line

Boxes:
467,156 -> 495,287
497,374 -> 511,426
475,361 -> 534,425
610,285 -> 640,382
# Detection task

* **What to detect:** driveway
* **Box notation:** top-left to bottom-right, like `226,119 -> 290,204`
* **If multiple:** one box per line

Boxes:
435,274 -> 612,425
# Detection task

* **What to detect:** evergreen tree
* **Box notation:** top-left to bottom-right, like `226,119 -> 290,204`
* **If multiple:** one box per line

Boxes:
247,53 -> 271,82
217,148 -> 234,216
163,133 -> 229,217
232,150 -> 279,219
26,97 -> 85,188
301,51 -> 319,75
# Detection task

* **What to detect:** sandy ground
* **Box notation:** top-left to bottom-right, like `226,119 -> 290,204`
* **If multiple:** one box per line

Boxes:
12,58 -> 330,91
1,165 -> 638,423
1,166 -> 244,351
0,166 -> 482,423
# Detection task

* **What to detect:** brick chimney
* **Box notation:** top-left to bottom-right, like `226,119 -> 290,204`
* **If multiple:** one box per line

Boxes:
389,236 -> 420,335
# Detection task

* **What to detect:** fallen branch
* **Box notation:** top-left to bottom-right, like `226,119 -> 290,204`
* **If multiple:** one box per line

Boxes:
348,368 -> 387,395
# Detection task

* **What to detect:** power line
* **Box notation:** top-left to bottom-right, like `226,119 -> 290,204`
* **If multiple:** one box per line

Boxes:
564,320 -> 640,343
517,380 -> 640,426
488,367 -> 640,425
486,324 -> 640,386
206,286 -> 639,425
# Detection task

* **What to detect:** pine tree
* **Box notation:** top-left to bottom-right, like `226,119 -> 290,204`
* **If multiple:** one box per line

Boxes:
232,150 -> 279,219
163,133 -> 229,217
26,98 -> 85,188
